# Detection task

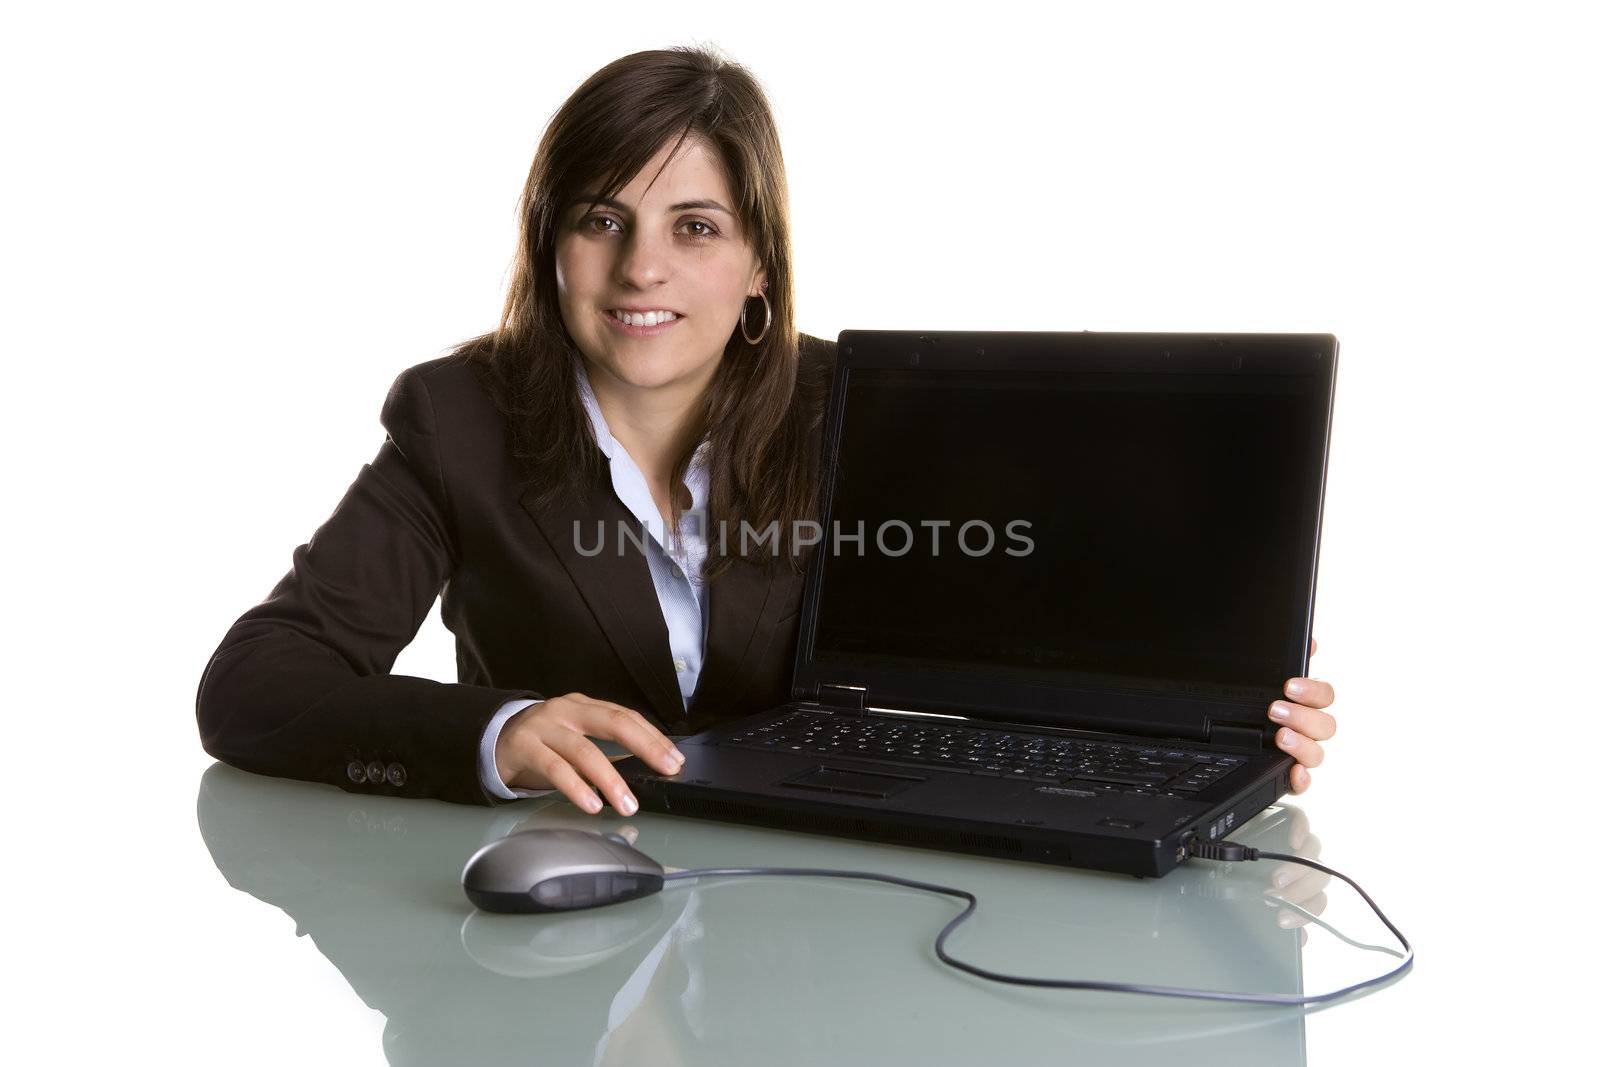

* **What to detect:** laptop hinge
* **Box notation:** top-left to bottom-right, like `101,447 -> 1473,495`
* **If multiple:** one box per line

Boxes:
817,683 -> 868,716
1208,719 -> 1269,751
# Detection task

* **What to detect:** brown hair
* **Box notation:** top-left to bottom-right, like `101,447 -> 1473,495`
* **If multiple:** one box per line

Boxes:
454,45 -> 825,581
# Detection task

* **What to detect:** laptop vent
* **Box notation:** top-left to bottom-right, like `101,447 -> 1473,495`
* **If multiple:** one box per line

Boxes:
665,794 -> 1036,858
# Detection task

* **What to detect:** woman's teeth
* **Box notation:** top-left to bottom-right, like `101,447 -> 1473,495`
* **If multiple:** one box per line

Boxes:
609,309 -> 678,327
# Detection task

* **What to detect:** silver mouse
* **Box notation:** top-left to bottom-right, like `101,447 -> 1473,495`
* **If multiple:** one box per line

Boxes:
461,828 -> 666,913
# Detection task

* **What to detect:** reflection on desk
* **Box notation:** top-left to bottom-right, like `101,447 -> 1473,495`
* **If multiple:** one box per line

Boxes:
196,761 -> 1350,1066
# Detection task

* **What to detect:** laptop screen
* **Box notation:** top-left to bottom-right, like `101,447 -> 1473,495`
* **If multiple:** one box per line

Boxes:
811,366 -> 1322,701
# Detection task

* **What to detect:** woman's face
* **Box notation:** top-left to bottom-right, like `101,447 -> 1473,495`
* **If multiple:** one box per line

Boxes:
555,135 -> 766,399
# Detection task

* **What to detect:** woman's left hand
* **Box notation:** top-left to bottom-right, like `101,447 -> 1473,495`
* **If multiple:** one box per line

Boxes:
1270,637 -> 1337,794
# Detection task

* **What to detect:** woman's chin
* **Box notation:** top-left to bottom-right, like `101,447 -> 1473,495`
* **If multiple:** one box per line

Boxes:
592,351 -> 720,394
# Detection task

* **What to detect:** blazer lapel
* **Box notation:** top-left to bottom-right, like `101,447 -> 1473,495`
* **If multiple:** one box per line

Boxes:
521,479 -> 795,725
686,554 -> 784,720
521,484 -> 686,720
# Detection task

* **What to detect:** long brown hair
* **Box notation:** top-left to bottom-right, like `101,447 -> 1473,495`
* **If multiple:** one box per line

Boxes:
454,45 -> 825,581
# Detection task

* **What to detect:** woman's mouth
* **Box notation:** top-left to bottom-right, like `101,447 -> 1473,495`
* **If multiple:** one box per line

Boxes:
605,308 -> 683,337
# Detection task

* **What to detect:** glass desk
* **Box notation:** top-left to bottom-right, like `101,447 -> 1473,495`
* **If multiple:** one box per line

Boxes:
193,751 -> 1412,1066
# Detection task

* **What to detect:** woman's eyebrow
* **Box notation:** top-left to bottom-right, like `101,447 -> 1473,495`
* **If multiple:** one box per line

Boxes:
572,194 -> 733,215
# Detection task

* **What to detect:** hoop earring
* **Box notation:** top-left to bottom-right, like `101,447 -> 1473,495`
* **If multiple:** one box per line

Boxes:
740,291 -> 771,346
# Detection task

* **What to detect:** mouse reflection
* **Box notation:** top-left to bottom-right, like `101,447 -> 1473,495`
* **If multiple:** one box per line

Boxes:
198,763 -> 705,1065
195,762 -> 1354,1066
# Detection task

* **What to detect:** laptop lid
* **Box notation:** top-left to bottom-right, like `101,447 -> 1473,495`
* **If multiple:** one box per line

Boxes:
788,331 -> 1338,748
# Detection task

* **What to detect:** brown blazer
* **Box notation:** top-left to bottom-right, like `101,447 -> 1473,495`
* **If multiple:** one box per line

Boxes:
196,333 -> 838,806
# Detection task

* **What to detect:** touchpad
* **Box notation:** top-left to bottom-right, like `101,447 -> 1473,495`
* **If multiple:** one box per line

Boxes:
780,765 -> 927,798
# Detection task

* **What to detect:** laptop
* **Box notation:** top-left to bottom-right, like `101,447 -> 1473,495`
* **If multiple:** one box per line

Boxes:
618,330 -> 1338,878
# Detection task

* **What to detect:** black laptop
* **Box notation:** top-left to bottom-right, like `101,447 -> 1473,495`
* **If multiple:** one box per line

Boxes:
619,330 -> 1337,878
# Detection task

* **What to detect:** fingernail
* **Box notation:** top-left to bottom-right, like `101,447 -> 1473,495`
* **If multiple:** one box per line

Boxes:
620,793 -> 638,815
583,794 -> 602,813
671,747 -> 686,763
1286,680 -> 1306,697
1274,871 -> 1291,887
1279,729 -> 1297,748
1269,703 -> 1289,721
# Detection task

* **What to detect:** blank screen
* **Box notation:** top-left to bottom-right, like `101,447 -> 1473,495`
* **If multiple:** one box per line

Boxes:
812,368 -> 1317,696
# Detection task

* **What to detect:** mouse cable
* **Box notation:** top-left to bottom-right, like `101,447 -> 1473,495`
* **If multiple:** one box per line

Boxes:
660,840 -> 1412,1006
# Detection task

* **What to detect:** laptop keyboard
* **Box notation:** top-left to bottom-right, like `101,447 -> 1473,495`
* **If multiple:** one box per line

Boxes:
721,710 -> 1248,798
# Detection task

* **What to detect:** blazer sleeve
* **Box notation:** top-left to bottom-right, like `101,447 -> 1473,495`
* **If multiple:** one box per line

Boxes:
195,364 -> 543,807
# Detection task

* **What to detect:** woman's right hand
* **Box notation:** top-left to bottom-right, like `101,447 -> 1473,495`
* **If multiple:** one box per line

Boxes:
494,693 -> 686,815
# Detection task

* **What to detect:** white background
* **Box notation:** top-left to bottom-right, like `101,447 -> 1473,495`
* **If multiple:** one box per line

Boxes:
5,0 -> 1594,1062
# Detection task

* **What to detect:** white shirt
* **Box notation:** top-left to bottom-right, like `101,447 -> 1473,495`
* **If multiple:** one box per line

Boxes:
476,358 -> 711,799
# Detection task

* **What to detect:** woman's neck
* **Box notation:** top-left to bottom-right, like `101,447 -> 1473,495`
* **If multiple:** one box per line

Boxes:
582,358 -> 706,489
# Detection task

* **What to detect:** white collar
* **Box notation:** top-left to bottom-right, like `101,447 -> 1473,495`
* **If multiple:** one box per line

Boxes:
573,356 -> 711,510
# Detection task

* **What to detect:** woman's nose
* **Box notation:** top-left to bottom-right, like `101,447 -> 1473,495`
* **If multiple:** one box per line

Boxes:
612,226 -> 670,288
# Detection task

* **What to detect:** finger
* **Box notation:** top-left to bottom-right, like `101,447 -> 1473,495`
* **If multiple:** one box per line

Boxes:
613,824 -> 640,845
544,730 -> 641,815
1283,677 -> 1335,709
572,697 -> 686,775
1268,830 -> 1324,893
1282,871 -> 1332,908
1288,764 -> 1312,794
1310,637 -> 1318,657
1275,727 -> 1325,768
1299,927 -> 1309,948
566,695 -> 684,772
1284,804 -> 1310,850
1278,891 -> 1328,929
1269,699 -> 1338,742
1273,866 -> 1331,906
528,742 -> 605,814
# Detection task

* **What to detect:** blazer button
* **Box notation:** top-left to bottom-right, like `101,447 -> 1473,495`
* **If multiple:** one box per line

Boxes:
366,760 -> 385,784
385,762 -> 407,787
346,760 -> 367,784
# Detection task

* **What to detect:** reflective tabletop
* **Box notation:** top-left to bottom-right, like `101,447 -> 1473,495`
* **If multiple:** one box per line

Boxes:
190,752 -> 1414,1066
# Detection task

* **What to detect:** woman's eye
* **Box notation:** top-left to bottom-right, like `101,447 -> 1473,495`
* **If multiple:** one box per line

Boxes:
578,215 -> 716,239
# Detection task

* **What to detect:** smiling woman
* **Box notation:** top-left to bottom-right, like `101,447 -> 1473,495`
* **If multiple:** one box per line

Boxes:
466,48 -> 826,574
194,44 -> 1335,818
196,46 -> 839,816
555,138 -> 769,490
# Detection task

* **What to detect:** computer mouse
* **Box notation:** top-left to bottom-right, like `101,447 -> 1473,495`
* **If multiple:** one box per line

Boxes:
461,828 -> 666,913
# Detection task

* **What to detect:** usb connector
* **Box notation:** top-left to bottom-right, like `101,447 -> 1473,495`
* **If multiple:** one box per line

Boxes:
1187,840 -> 1260,862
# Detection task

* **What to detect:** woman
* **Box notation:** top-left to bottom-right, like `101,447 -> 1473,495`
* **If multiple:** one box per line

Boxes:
196,46 -> 1337,816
